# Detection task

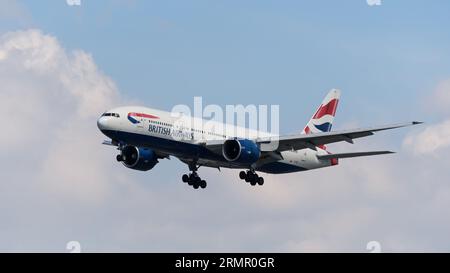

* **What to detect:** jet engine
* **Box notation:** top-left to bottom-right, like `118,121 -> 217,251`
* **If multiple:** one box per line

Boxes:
222,139 -> 261,165
118,145 -> 159,171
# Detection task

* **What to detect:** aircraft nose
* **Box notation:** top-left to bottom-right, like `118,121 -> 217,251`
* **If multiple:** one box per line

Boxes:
97,116 -> 109,131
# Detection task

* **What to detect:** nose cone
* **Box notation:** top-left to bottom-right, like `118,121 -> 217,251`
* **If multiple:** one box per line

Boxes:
97,116 -> 109,131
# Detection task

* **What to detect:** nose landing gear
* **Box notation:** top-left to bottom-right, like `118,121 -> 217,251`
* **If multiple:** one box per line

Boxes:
239,170 -> 264,186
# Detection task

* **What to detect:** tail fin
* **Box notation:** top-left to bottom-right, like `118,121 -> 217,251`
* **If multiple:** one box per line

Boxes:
302,89 -> 341,134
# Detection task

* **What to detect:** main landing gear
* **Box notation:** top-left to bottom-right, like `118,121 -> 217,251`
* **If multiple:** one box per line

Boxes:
182,173 -> 207,189
239,170 -> 264,186
182,163 -> 207,190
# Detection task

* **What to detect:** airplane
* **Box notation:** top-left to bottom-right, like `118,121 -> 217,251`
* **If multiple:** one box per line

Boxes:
97,89 -> 421,190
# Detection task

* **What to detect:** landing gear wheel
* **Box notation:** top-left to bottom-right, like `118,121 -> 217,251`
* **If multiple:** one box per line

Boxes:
239,171 -> 246,180
116,154 -> 123,162
240,170 -> 265,187
257,177 -> 264,186
182,174 -> 189,183
187,178 -> 194,186
182,165 -> 207,189
247,172 -> 255,183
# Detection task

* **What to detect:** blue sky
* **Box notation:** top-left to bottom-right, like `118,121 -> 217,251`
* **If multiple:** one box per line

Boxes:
14,0 -> 450,131
2,1 -> 450,252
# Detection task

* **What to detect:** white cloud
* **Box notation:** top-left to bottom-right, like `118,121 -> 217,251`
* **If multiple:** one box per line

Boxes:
404,119 -> 450,155
0,29 -> 121,203
404,79 -> 450,155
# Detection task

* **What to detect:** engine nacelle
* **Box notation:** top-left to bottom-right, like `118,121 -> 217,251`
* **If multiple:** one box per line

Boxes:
121,145 -> 158,171
222,139 -> 261,165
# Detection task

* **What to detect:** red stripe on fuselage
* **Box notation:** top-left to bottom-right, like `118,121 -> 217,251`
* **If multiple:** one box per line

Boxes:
312,99 -> 339,119
128,112 -> 160,119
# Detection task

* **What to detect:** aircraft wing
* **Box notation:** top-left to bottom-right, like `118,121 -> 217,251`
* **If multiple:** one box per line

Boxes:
256,121 -> 422,152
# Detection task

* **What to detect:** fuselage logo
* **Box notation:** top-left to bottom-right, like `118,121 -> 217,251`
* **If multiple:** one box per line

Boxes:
127,112 -> 159,124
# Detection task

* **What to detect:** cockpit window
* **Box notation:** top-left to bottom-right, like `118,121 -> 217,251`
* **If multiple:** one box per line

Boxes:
102,113 -> 120,118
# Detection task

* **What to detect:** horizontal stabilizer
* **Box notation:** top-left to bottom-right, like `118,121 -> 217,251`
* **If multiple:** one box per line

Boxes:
317,151 -> 395,160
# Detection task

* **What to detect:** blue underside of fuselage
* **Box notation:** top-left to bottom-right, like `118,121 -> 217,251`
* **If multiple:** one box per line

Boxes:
101,130 -> 307,174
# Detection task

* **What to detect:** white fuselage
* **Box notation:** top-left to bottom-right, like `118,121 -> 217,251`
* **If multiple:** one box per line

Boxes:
97,106 -> 335,173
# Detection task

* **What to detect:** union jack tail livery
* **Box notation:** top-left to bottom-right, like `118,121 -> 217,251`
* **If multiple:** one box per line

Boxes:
303,89 -> 341,134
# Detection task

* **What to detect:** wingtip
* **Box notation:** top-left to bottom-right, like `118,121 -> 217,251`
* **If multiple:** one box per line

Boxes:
412,121 -> 424,125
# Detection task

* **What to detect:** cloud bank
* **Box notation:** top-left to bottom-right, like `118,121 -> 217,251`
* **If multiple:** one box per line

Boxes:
1,29 -> 450,252
0,29 -> 121,203
404,81 -> 450,155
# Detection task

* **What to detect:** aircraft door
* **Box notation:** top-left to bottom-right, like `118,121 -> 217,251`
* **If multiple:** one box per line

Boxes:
137,117 -> 144,129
